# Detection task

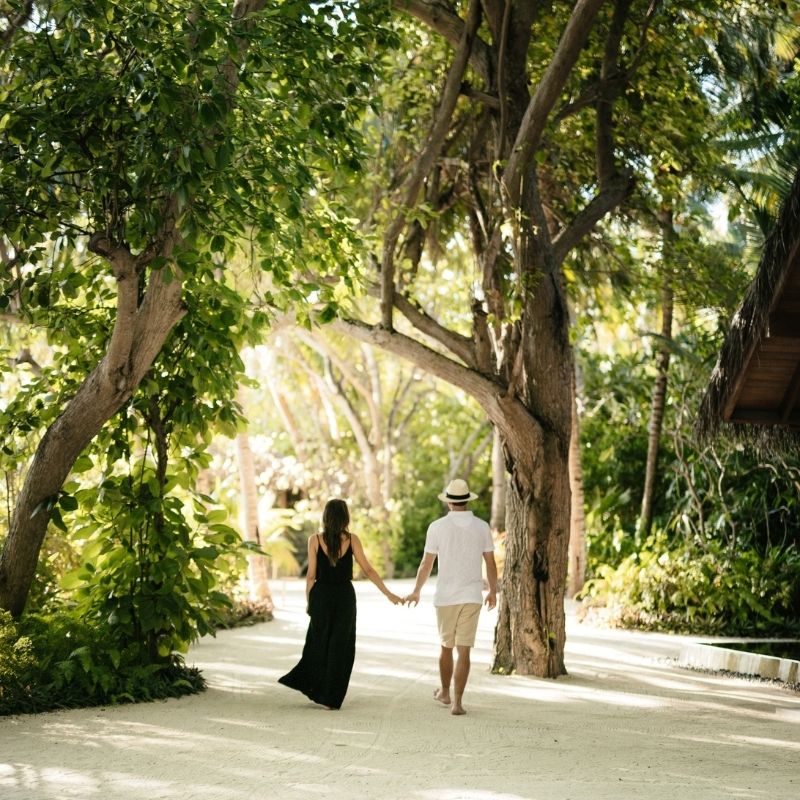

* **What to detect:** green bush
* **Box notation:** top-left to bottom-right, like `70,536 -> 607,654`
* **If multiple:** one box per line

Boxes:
213,598 -> 274,629
0,609 -> 205,716
581,533 -> 800,636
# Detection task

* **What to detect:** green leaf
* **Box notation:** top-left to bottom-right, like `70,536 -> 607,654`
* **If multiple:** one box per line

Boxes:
72,455 -> 93,473
59,494 -> 79,511
50,507 -> 68,532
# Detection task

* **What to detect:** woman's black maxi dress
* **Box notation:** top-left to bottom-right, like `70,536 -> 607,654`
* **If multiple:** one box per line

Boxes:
278,537 -> 356,709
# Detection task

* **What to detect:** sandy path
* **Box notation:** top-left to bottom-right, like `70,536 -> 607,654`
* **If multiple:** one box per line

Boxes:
1,578 -> 798,800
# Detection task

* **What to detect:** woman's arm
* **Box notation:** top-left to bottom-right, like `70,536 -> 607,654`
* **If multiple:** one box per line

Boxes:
351,534 -> 402,604
306,535 -> 318,608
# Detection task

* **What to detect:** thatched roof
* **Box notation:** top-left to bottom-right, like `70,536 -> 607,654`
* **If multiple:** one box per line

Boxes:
697,166 -> 800,451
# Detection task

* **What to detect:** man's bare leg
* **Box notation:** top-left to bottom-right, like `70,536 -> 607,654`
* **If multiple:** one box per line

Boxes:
451,645 -> 471,715
434,645 -> 453,705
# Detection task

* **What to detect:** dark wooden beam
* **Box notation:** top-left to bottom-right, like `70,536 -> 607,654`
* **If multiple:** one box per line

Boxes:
768,311 -> 800,339
779,361 -> 800,423
729,408 -> 800,427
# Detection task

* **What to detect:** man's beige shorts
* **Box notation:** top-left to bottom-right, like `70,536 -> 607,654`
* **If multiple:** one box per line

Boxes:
436,603 -> 482,648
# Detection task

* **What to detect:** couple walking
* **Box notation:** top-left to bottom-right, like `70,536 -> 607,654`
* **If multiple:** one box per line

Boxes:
278,479 -> 498,715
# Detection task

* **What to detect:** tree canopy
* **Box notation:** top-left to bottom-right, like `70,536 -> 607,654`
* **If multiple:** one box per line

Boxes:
1,0 -> 799,713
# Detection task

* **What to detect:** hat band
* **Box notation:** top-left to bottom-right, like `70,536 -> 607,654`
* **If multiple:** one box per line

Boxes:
446,492 -> 471,501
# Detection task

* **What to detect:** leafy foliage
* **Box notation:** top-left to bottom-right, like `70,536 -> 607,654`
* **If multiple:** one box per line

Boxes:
578,313 -> 800,634
0,609 -> 205,716
55,272 -> 259,653
582,534 -> 800,636
0,0 -> 383,252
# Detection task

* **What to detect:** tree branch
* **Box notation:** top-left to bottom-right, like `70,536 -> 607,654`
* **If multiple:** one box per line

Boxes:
395,0 -> 493,83
503,0 -> 606,205
392,292 -> 477,368
460,82 -> 500,109
551,172 -> 634,265
552,0 -> 640,265
381,0 -> 482,329
87,235 -> 139,390
387,367 -> 419,445
556,1 -> 660,122
12,348 -> 42,376
332,316 -> 544,479
318,355 -> 384,506
293,328 -> 372,407
596,0 -> 632,185
329,312 -> 544,458
448,421 -> 492,482
0,0 -> 33,53
494,0 -> 512,162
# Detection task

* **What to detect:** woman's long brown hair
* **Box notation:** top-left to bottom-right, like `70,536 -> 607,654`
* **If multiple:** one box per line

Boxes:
322,499 -> 350,565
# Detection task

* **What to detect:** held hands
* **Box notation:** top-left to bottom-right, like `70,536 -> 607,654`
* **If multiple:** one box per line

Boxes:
384,590 -> 495,608
403,591 -> 421,607
384,591 -> 421,606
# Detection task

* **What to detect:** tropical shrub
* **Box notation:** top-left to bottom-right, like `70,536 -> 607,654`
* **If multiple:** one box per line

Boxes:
0,610 -> 204,716
581,533 -> 800,636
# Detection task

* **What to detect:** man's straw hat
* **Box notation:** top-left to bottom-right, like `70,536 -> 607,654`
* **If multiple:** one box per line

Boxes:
438,478 -> 478,503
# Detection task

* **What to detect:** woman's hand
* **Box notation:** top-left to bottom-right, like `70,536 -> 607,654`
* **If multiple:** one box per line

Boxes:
385,592 -> 403,605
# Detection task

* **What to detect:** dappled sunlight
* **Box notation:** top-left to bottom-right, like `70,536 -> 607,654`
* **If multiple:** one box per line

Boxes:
728,734 -> 800,751
199,661 -> 279,679
415,791 -> 533,800
564,685 -> 665,709
321,727 -> 375,737
233,632 -> 307,648
355,639 -> 439,659
287,783 -> 340,794
358,665 -> 435,681
2,581 -> 797,800
673,732 -> 800,755
485,676 -> 667,709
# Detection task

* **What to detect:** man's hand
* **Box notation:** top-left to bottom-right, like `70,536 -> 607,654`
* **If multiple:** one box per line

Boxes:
484,589 -> 497,610
404,591 -> 421,607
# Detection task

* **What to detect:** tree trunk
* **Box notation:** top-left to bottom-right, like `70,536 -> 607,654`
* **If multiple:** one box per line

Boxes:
236,428 -> 273,609
491,266 -> 572,677
336,0 -> 618,678
0,0 -> 278,617
490,426 -> 506,533
638,214 -> 675,540
494,463 -> 569,676
0,257 -> 184,616
567,362 -> 587,598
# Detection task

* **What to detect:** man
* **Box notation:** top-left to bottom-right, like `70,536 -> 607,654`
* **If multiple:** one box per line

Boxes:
405,478 -> 497,716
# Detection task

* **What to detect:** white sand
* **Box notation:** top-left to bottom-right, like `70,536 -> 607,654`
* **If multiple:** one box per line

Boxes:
1,578 -> 798,800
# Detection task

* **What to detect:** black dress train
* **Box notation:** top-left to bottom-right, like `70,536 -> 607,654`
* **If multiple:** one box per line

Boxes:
278,537 -> 356,709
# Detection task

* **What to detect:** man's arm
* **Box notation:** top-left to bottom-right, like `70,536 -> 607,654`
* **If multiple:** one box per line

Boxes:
483,551 -> 497,609
405,551 -> 436,607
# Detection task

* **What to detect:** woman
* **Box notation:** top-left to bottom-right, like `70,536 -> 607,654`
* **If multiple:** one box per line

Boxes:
278,498 -> 401,709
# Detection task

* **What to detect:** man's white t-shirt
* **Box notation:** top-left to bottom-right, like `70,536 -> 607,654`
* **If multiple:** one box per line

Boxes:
424,511 -> 494,606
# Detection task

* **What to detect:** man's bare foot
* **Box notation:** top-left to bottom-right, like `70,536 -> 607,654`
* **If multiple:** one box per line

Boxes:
451,703 -> 466,716
433,688 -> 451,706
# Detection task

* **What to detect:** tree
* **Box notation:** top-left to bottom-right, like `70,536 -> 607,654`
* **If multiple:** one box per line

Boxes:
332,0 -> 741,677
638,212 -> 675,540
327,0 -> 800,675
236,426 -> 273,607
567,363 -> 588,598
0,0 -> 382,615
259,326 -> 492,574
